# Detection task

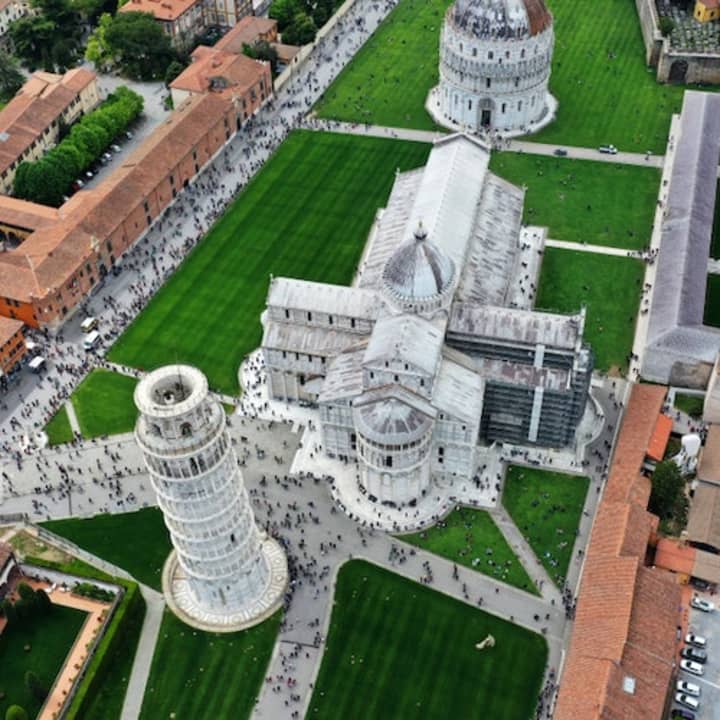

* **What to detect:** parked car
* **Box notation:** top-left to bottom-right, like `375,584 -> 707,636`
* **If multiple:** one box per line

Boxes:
598,144 -> 618,154
676,679 -> 701,697
125,130 -> 133,139
73,179 -> 84,190
671,710 -> 695,720
685,633 -> 707,649
691,596 -> 715,612
111,144 -> 122,153
681,646 -> 708,664
553,148 -> 567,157
680,659 -> 704,676
675,692 -> 700,711
85,170 -> 93,179
691,577 -> 710,591
102,152 -> 112,161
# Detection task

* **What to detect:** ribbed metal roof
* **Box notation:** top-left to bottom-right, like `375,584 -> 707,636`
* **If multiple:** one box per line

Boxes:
452,0 -> 552,39
382,222 -> 455,301
354,395 -> 434,445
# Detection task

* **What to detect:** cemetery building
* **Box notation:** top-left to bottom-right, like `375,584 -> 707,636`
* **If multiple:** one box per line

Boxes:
427,0 -> 556,135
261,134 -> 592,506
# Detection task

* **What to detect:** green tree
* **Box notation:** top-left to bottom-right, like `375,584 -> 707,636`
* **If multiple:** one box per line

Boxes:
659,16 -> 675,37
5,706 -> 29,720
85,12 -> 114,69
34,588 -> 52,614
0,50 -> 24,100
9,15 -> 57,69
16,582 -> 34,602
243,41 -> 278,74
282,11 -> 316,46
269,0 -> 299,30
649,460 -> 685,520
1,599 -> 16,626
164,59 -> 185,86
103,11 -> 175,80
24,671 -> 47,702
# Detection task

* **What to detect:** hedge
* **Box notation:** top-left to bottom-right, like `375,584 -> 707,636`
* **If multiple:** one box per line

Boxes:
23,556 -> 146,720
13,86 -> 144,206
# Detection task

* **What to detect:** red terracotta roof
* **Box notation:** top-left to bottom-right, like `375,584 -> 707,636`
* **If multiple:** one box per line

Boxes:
119,0 -> 199,21
214,15 -> 277,53
0,316 -> 23,346
647,413 -> 673,462
654,537 -> 696,575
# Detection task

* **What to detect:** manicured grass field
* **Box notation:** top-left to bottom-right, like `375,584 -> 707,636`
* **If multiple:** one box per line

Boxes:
71,369 -> 138,439
674,393 -> 704,419
109,131 -> 430,395
535,248 -> 644,373
0,604 -> 87,718
503,466 -> 589,588
42,508 -> 170,591
488,154 -> 659,250
139,609 -> 281,720
44,406 -> 74,445
309,560 -> 547,719
316,0 -> 696,151
711,181 -> 720,259
401,508 -> 538,594
705,274 -> 720,328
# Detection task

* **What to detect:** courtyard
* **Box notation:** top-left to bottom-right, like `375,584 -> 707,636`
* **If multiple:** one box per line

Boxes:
309,560 -> 548,719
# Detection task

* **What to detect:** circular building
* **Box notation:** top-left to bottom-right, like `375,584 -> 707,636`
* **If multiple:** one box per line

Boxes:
427,0 -> 555,136
381,222 -> 456,316
134,365 -> 286,632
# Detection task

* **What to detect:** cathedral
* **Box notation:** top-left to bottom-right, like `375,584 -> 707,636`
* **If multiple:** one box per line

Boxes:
261,134 -> 592,507
427,0 -> 555,135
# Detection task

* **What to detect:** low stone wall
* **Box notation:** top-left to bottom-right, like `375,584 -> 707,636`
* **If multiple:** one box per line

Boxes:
657,46 -> 720,83
635,0 -> 663,65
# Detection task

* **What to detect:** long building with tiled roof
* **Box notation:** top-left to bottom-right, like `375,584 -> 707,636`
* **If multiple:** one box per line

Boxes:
0,92 -> 236,328
555,384 -> 682,720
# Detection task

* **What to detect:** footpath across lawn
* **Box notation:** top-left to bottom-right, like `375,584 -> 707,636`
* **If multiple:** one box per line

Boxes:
109,131 -> 430,395
42,508 -> 170,591
310,560 -> 547,719
535,248 -> 644,374
401,508 -> 538,594
503,466 -> 589,588
0,604 -> 87,718
488,154 -> 659,250
139,609 -> 281,720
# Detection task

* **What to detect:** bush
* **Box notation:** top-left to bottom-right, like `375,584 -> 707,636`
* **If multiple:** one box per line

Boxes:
659,16 -> 675,37
73,582 -> 115,602
5,706 -> 28,720
23,671 -> 47,702
2,599 -> 17,627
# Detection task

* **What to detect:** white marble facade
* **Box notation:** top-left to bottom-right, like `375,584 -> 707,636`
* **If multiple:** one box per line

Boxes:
428,0 -> 555,135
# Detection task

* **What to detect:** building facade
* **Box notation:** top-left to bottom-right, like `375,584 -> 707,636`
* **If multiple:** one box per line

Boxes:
428,0 -> 555,134
261,134 -> 592,507
0,316 -> 25,376
134,365 -> 286,629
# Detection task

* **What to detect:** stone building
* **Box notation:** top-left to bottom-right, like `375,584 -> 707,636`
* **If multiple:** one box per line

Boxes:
427,0 -> 555,135
261,134 -> 592,507
134,365 -> 286,630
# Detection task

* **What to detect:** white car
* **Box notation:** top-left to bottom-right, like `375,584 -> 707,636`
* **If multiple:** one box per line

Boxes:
598,144 -> 618,154
685,632 -> 707,648
680,659 -> 704,676
691,597 -> 715,612
675,692 -> 700,710
676,679 -> 701,697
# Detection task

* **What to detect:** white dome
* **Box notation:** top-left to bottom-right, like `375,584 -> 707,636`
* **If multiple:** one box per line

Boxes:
452,0 -> 552,40
382,223 -> 455,305
354,397 -> 433,445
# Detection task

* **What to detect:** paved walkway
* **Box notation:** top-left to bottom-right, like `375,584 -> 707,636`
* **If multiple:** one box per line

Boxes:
545,238 -> 642,258
304,119 -> 666,168
64,400 -> 80,436
120,585 -> 165,720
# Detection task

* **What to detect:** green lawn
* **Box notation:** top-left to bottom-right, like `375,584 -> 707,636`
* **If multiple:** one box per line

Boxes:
44,406 -> 74,445
42,508 -> 170,591
503,466 -> 589,589
316,0 -> 696,151
711,181 -> 720,260
139,609 -> 280,720
401,508 -> 538,594
488,154 -> 659,250
71,369 -> 138,439
0,604 -> 87,718
705,274 -> 720,328
674,393 -> 704,419
109,131 -> 430,395
535,248 -> 644,373
309,560 -> 547,719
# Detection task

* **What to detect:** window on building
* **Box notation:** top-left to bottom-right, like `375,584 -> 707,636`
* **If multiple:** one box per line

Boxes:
502,103 -> 506,113
285,309 -> 290,319
307,311 -> 312,321
328,315 -> 333,325
521,48 -> 526,59
488,51 -> 493,59
486,77 -> 491,89
518,100 -> 522,111
515,77 -> 519,87
181,422 -> 192,437
385,455 -> 393,468
468,99 -> 472,110
351,318 -> 356,328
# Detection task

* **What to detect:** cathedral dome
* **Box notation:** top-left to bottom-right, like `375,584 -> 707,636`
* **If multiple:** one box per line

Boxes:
354,397 -> 433,446
452,0 -> 552,40
382,222 -> 455,311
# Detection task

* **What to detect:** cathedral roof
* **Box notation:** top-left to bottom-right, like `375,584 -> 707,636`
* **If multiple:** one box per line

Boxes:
353,389 -> 436,445
382,222 -> 455,303
452,0 -> 552,39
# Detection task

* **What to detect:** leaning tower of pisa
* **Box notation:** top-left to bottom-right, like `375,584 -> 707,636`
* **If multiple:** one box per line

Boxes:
134,364 -> 286,631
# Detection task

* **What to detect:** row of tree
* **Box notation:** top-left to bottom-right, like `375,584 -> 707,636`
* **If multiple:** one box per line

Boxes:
0,583 -> 52,627
270,0 -> 340,46
13,86 -> 144,206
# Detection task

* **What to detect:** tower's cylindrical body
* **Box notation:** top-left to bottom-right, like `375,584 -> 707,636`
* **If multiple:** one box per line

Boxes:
134,365 -> 271,619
